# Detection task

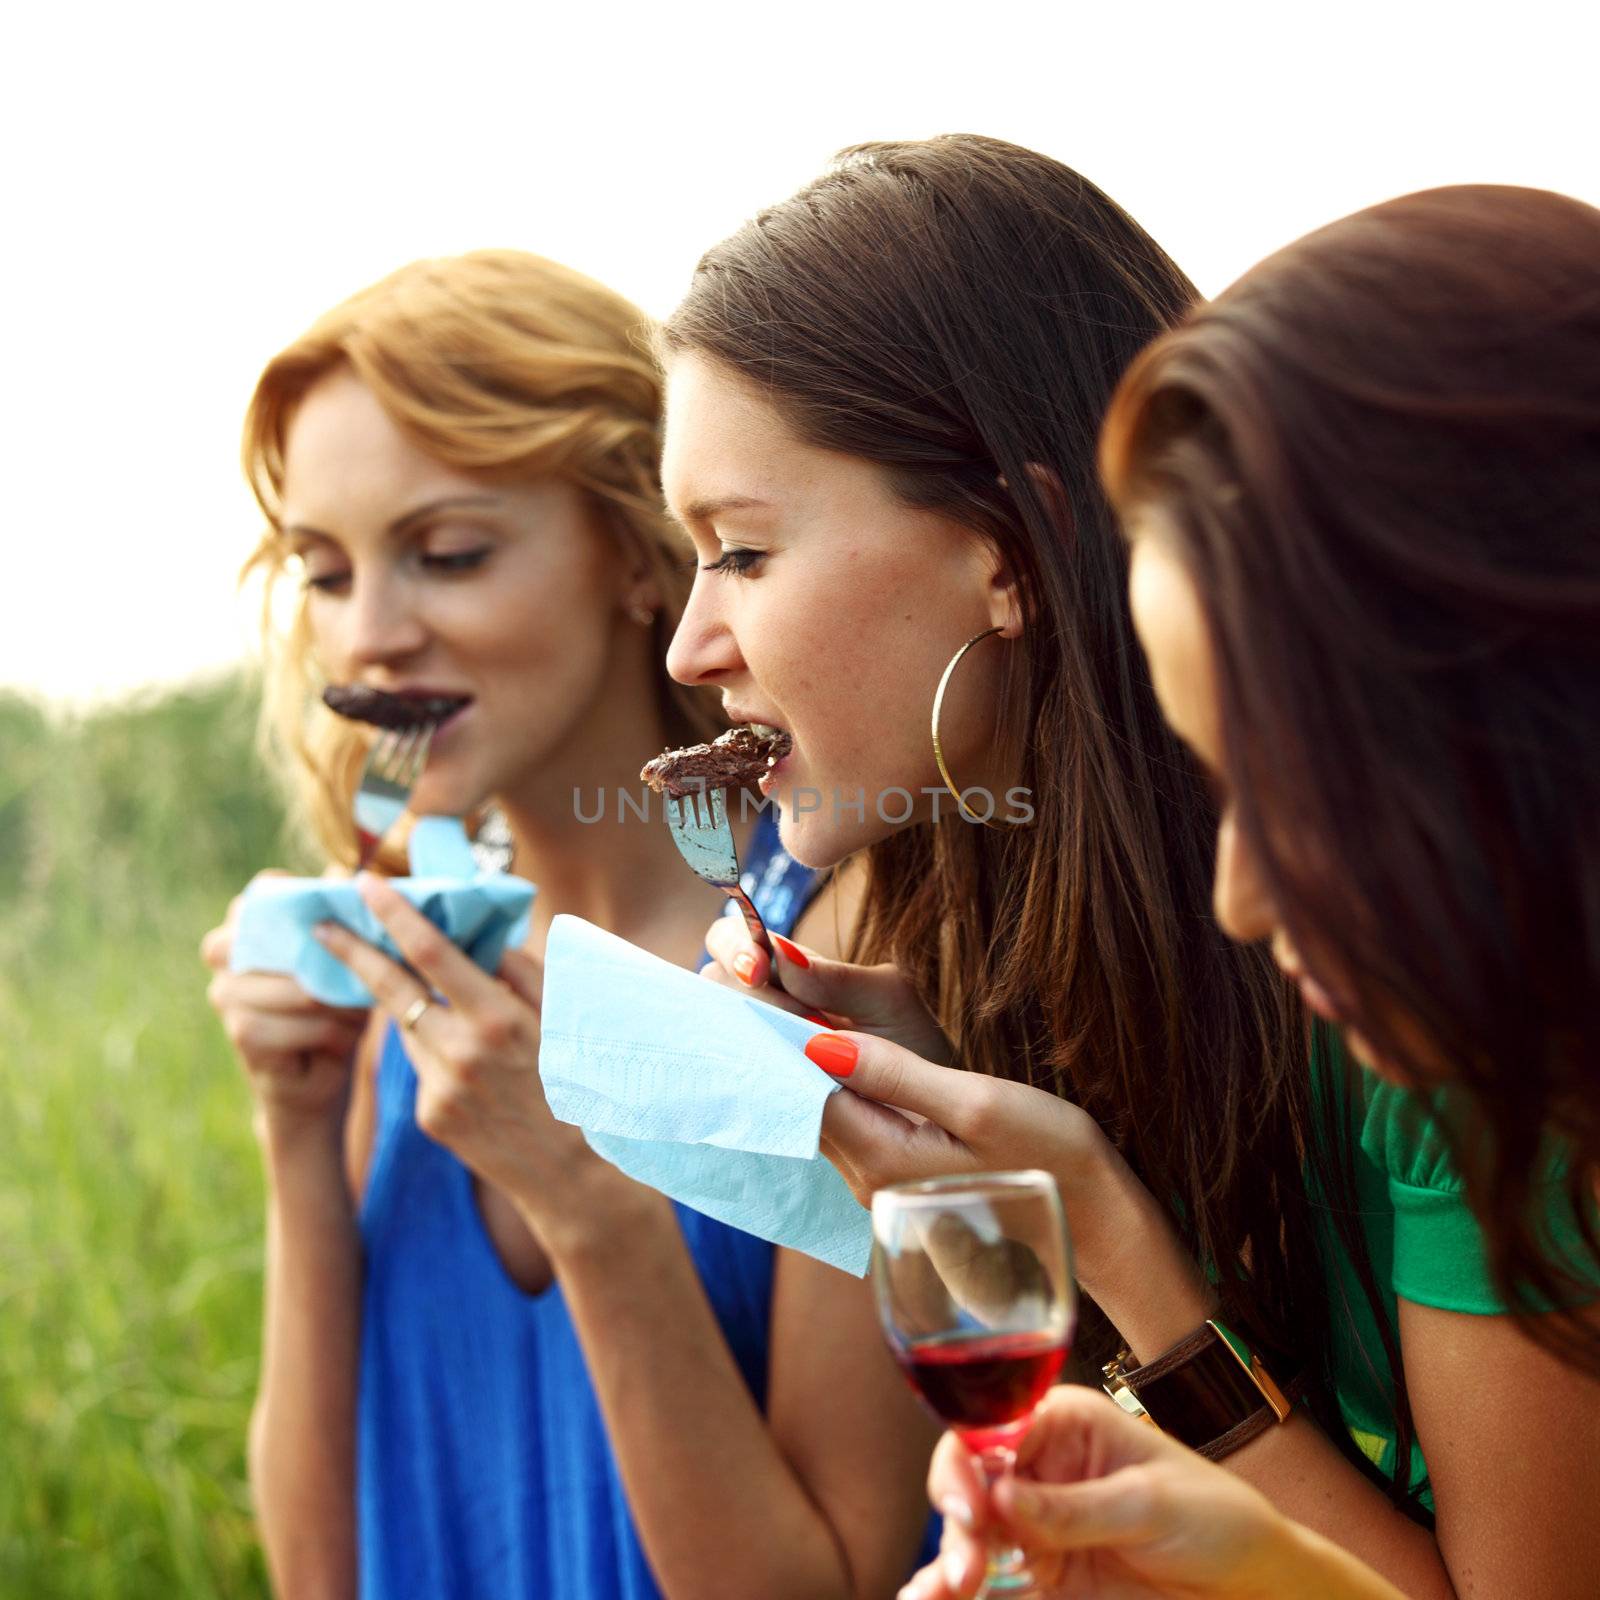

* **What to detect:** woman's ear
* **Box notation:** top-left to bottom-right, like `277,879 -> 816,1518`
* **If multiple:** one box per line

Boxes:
616,538 -> 664,624
990,460 -> 1070,637
981,543 -> 1026,639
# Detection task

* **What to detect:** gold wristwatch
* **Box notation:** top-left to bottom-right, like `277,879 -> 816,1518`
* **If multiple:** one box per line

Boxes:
1103,1320 -> 1298,1461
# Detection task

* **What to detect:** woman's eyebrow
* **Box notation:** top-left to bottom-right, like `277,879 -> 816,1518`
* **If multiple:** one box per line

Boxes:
281,494 -> 502,544
677,493 -> 771,525
387,494 -> 501,536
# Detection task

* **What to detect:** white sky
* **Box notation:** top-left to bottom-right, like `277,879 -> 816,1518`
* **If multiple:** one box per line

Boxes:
5,0 -> 1596,704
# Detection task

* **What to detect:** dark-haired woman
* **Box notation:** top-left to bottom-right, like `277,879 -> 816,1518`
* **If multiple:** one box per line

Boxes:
667,138 -> 1595,1596
906,179 -> 1600,1600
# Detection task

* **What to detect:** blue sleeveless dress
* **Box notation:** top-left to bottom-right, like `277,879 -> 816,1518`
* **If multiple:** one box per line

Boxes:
356,810 -> 821,1599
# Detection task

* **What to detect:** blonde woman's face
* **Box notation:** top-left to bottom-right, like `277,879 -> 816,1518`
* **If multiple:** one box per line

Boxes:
661,353 -> 1019,868
280,369 -> 635,817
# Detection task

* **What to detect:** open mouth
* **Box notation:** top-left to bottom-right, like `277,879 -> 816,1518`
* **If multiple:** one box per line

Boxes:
746,723 -> 794,795
321,685 -> 473,732
736,723 -> 792,768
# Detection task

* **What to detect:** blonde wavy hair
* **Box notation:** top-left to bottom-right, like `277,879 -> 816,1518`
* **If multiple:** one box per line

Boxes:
242,249 -> 717,870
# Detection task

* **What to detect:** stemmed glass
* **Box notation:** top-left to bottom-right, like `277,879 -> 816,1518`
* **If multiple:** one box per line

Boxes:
872,1171 -> 1075,1598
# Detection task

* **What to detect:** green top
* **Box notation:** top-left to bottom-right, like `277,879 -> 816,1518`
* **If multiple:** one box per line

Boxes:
1315,1028 -> 1599,1508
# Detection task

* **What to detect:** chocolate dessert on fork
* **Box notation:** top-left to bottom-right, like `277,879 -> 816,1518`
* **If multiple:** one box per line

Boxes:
642,725 -> 793,987
322,685 -> 471,731
640,724 -> 792,798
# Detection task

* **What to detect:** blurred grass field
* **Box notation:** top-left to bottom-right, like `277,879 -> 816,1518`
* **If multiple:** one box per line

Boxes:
0,677 -> 301,1597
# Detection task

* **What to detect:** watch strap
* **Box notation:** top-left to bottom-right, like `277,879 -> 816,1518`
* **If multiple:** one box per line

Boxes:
1103,1320 -> 1302,1461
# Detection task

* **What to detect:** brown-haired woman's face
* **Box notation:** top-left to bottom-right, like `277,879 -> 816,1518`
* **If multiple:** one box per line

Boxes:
281,369 -> 639,817
662,353 -> 1020,868
1127,534 -> 1398,1076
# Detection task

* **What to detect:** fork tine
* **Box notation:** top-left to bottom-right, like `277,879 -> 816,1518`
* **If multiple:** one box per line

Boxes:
380,729 -> 416,784
367,728 -> 399,780
400,727 -> 427,781
403,727 -> 433,786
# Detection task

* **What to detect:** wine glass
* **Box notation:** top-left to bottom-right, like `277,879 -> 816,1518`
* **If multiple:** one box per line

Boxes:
871,1170 -> 1075,1597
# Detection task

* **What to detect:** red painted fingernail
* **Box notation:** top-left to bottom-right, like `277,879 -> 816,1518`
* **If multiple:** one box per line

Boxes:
732,950 -> 760,986
805,1033 -> 858,1076
771,933 -> 811,969
804,1011 -> 831,1027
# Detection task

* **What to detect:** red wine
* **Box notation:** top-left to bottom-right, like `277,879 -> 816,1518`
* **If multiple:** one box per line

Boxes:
898,1331 -> 1068,1450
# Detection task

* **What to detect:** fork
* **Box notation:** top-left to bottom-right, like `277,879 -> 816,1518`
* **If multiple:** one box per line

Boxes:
353,726 -> 434,868
664,783 -> 785,993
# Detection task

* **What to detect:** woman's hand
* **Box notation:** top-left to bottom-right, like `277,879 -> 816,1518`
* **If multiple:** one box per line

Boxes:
901,1387 -> 1402,1600
202,873 -> 369,1129
701,918 -> 954,1065
311,874 -> 605,1226
804,1029 -> 1164,1303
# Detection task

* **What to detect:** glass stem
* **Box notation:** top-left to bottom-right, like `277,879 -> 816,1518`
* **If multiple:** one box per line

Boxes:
973,1446 -> 1035,1596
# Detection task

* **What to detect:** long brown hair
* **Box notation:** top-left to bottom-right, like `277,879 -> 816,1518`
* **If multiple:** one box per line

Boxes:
243,249 -> 716,868
1102,184 -> 1600,1374
661,133 -> 1376,1464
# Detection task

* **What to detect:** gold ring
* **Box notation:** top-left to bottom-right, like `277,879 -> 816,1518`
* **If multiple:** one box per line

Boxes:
400,994 -> 433,1031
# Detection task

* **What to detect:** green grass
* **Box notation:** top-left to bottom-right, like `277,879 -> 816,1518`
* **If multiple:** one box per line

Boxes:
0,677 -> 298,1597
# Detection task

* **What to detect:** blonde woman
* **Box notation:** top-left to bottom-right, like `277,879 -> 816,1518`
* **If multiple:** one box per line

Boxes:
202,251 -> 936,1600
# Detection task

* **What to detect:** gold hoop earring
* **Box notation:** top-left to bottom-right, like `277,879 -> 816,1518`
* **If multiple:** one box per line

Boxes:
930,626 -> 1029,829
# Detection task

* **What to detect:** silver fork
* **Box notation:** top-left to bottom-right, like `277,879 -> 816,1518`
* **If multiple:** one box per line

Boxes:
353,727 -> 433,868
664,783 -> 784,992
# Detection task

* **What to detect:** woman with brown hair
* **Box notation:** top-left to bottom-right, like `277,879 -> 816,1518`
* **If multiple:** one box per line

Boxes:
669,139 -> 1595,1595
906,180 -> 1600,1600
201,250 -> 937,1599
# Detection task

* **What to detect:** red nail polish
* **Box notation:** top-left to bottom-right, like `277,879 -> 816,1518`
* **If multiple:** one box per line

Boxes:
804,1011 -> 831,1027
805,1033 -> 858,1077
732,950 -> 760,985
771,933 -> 811,969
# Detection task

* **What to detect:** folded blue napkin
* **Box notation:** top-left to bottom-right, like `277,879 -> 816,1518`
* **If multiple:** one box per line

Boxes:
229,817 -> 536,1007
539,914 -> 872,1276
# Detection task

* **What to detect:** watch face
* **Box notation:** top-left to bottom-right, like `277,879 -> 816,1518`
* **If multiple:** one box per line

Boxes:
1120,1326 -> 1270,1451
1207,1320 -> 1293,1421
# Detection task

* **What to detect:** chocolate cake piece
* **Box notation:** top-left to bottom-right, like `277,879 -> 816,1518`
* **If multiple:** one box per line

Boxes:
640,725 -> 792,798
321,685 -> 470,732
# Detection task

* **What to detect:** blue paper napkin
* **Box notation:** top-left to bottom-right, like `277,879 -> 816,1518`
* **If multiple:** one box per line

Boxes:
229,817 -> 536,1007
539,914 -> 872,1276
